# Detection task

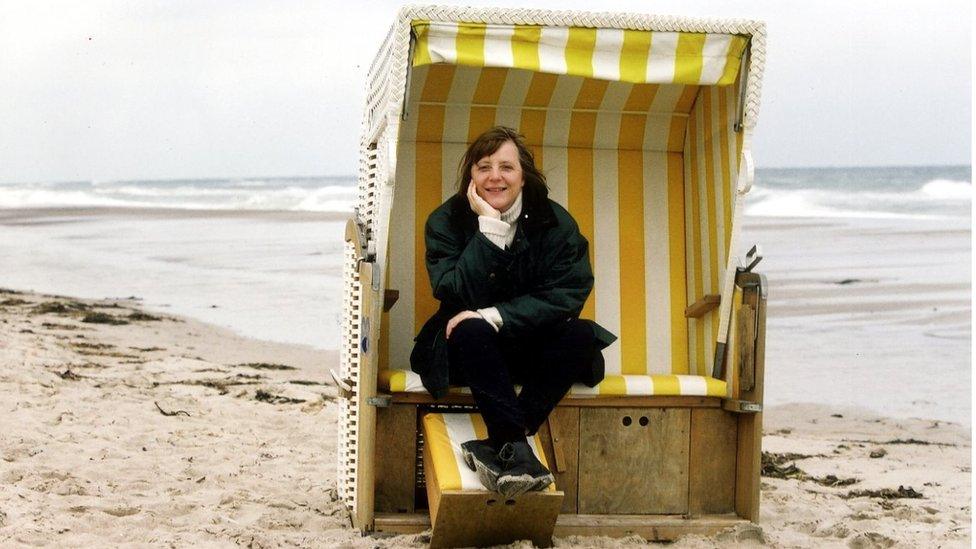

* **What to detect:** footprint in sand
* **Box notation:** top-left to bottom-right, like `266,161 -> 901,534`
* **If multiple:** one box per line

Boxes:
101,506 -> 141,517
847,531 -> 896,548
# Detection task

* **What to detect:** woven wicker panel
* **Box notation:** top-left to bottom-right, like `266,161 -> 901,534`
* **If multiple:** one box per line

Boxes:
337,240 -> 362,515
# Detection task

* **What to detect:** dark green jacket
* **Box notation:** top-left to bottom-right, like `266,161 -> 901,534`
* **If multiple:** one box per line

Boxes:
409,183 -> 617,398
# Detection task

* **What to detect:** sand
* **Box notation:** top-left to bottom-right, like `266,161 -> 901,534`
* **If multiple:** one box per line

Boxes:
0,289 -> 969,548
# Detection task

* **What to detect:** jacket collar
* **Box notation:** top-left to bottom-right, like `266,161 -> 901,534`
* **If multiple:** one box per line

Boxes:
448,183 -> 556,235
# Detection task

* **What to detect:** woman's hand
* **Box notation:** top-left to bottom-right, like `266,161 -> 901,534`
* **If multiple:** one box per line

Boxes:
467,181 -> 501,219
446,310 -> 484,338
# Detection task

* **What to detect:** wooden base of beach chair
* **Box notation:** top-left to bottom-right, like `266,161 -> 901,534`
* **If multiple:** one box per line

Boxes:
426,490 -> 563,548
374,512 -> 759,540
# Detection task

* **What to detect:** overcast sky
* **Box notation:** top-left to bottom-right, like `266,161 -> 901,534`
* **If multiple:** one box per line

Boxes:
0,0 -> 971,183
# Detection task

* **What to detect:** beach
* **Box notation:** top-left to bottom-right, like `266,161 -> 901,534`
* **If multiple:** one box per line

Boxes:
0,289 -> 969,547
0,204 -> 971,547
0,167 -> 971,546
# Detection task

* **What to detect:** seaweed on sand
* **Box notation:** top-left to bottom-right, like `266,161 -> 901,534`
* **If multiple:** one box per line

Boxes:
32,301 -> 91,315
81,312 -> 129,325
71,342 -> 115,350
235,362 -> 297,371
127,312 -> 163,321
153,375 -> 263,395
57,369 -> 84,381
762,452 -> 859,487
42,322 -> 83,330
842,486 -> 924,500
254,389 -> 306,405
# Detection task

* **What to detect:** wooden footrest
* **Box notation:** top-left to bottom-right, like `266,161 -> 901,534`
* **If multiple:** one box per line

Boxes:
421,413 -> 563,548
427,490 -> 563,548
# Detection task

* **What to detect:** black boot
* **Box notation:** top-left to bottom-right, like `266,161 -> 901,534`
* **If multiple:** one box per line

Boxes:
460,439 -> 504,491
496,441 -> 554,497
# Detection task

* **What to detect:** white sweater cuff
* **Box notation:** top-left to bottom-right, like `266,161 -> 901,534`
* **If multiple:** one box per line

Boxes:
476,307 -> 503,332
478,216 -> 510,249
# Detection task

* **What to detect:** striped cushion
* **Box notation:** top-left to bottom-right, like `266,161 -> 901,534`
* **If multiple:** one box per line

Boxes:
380,368 -> 727,397
422,412 -> 556,492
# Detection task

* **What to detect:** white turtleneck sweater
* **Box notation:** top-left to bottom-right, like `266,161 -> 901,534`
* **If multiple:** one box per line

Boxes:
474,192 -> 522,332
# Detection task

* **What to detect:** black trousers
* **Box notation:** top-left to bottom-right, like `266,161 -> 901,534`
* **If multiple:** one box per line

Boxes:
447,317 -> 596,447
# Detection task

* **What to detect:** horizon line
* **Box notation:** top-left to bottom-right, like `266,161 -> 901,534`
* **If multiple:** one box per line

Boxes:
1,163 -> 971,187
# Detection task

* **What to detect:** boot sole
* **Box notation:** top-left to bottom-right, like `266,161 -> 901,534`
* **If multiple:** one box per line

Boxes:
496,472 -> 554,498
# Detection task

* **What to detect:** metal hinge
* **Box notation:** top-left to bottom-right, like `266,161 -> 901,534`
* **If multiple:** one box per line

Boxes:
723,399 -> 763,413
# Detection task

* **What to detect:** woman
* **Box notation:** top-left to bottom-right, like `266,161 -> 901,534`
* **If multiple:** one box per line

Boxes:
410,126 -> 616,497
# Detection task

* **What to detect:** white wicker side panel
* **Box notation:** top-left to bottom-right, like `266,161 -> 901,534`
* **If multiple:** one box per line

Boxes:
337,239 -> 362,516
358,145 -> 380,240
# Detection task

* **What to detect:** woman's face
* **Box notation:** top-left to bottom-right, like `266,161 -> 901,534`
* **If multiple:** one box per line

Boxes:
470,140 -> 524,213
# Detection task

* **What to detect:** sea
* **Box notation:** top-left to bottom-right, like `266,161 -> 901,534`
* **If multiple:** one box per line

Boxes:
0,166 -> 971,423
0,165 -> 969,218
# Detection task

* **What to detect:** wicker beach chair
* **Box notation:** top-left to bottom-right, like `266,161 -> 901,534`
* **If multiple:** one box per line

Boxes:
335,5 -> 768,546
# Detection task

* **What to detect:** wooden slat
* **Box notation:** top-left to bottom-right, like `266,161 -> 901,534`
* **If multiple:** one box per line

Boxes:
374,512 -> 430,534
688,408 -> 737,515
684,294 -> 721,318
545,416 -> 566,474
375,512 -> 758,540
539,407 -> 580,514
734,413 -> 761,522
737,303 -> 756,392
553,513 -> 755,540
374,404 -> 417,513
734,272 -> 767,522
578,408 -> 690,514
353,260 -> 381,531
422,422 -> 443,525
738,274 -> 766,405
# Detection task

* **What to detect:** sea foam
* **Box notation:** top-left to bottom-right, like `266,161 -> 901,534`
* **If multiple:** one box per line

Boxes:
919,179 -> 972,200
0,179 -> 358,212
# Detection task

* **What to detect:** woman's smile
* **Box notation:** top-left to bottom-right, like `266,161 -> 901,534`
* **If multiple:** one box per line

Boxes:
472,140 -> 524,213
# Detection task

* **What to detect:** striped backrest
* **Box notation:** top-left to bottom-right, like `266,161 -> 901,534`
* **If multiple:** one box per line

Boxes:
379,24 -> 744,378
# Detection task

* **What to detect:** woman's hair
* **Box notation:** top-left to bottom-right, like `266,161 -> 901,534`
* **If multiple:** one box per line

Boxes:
456,126 -> 547,196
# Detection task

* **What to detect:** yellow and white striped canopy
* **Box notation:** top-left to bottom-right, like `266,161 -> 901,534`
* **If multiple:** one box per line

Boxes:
412,21 -> 748,86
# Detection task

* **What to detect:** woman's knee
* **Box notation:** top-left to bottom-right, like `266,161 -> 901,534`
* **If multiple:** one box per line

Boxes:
447,317 -> 496,349
561,318 -> 596,346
